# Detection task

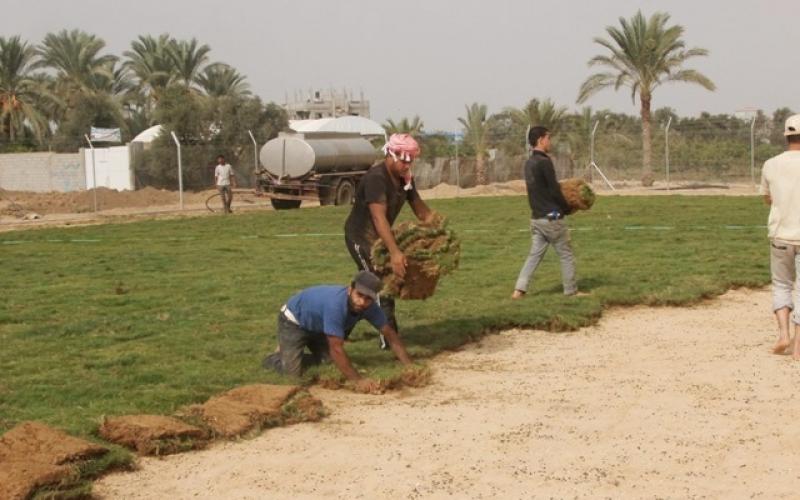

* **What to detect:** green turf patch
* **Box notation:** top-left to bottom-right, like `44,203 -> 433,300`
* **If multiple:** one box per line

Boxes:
0,195 -> 770,435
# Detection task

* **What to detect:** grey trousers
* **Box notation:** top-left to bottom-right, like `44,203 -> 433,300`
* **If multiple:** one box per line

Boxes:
770,240 -> 800,324
514,218 -> 577,295
218,185 -> 233,213
263,313 -> 330,377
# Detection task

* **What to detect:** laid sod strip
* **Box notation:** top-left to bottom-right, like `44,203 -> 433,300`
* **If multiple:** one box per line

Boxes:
0,195 -> 770,437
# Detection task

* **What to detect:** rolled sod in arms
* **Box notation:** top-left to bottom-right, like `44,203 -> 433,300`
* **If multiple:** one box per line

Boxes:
559,178 -> 596,211
370,213 -> 461,300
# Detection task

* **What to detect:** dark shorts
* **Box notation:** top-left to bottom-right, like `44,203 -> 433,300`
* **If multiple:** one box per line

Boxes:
343,233 -> 397,333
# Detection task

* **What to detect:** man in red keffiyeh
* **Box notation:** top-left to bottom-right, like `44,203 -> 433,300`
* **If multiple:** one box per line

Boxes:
344,133 -> 433,349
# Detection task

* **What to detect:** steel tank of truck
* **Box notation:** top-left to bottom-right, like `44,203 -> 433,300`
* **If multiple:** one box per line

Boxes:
259,132 -> 379,179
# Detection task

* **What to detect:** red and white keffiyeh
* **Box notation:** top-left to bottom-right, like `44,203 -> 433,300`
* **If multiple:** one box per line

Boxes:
382,133 -> 420,190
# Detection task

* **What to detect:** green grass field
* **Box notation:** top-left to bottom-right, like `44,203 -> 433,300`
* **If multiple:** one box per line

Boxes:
0,195 -> 770,436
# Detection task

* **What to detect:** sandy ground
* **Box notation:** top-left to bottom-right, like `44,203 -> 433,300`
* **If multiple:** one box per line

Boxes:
94,288 -> 800,499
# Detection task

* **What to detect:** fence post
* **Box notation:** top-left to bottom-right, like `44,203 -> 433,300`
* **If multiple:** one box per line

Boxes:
248,130 -> 258,174
665,117 -> 672,191
83,134 -> 97,212
750,116 -> 756,189
454,130 -> 460,197
589,120 -> 599,183
170,131 -> 184,210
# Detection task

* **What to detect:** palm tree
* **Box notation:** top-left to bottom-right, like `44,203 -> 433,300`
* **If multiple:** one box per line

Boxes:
382,115 -> 424,137
123,34 -> 176,103
577,10 -> 715,185
168,38 -> 211,90
458,103 -> 490,185
36,29 -> 117,94
0,36 -> 48,142
196,63 -> 250,98
512,98 -> 569,136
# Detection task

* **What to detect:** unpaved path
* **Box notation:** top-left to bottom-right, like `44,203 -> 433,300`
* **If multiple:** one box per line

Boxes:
94,288 -> 800,499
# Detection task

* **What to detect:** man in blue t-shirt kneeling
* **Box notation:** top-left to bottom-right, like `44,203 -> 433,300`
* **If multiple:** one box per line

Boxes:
263,270 -> 412,393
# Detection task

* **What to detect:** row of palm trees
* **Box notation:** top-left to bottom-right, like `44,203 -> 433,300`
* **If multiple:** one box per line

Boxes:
386,10 -> 716,186
0,30 -> 251,148
3,10 -> 715,183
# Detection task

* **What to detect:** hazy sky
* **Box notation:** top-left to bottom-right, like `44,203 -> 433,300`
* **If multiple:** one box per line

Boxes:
2,0 -> 795,130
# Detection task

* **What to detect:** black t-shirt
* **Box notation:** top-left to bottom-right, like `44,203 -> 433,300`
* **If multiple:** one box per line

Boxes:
344,162 -> 420,244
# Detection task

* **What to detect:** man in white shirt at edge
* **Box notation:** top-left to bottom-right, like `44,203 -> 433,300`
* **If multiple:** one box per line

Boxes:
214,154 -> 236,214
761,114 -> 800,358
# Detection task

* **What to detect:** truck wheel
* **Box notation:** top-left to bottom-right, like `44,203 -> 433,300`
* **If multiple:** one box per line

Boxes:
270,198 -> 302,210
318,185 -> 336,206
334,179 -> 355,206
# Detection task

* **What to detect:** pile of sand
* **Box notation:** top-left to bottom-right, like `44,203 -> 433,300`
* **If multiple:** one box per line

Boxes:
0,187 -> 215,216
419,180 -> 527,200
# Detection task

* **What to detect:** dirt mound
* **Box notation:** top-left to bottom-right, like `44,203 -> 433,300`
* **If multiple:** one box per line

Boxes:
187,384 -> 323,437
0,421 -> 108,499
419,180 -> 527,200
99,415 -> 207,455
0,187 -> 214,216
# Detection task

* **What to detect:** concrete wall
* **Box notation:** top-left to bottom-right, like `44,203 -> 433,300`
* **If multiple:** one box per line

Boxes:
0,152 -> 85,192
83,146 -> 133,191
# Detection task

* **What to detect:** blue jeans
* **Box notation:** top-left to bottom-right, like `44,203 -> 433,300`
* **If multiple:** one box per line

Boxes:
514,218 -> 577,295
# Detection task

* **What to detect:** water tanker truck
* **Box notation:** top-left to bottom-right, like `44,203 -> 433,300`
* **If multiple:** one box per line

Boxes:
256,131 -> 380,209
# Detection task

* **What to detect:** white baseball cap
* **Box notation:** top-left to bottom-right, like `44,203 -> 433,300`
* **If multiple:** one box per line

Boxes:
785,114 -> 800,136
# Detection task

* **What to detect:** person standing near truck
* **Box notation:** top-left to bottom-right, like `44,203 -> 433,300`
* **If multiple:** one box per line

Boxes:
343,133 -> 433,349
214,154 -> 236,214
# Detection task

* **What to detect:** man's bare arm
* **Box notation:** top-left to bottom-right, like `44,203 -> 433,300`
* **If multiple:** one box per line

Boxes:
369,202 -> 407,278
326,336 -> 362,381
409,197 -> 433,222
381,324 -> 412,365
327,336 -> 381,393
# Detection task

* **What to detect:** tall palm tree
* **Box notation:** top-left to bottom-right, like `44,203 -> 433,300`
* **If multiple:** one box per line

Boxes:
458,103 -> 490,185
382,115 -> 424,137
196,63 -> 250,98
168,38 -> 211,90
123,34 -> 176,103
0,36 -> 48,142
577,10 -> 715,185
36,29 -> 117,94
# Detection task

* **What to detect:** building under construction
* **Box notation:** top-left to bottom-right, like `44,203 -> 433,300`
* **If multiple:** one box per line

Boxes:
283,88 -> 370,120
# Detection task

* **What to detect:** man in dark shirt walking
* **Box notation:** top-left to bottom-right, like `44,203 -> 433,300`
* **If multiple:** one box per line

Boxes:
512,126 -> 579,298
344,133 -> 433,348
